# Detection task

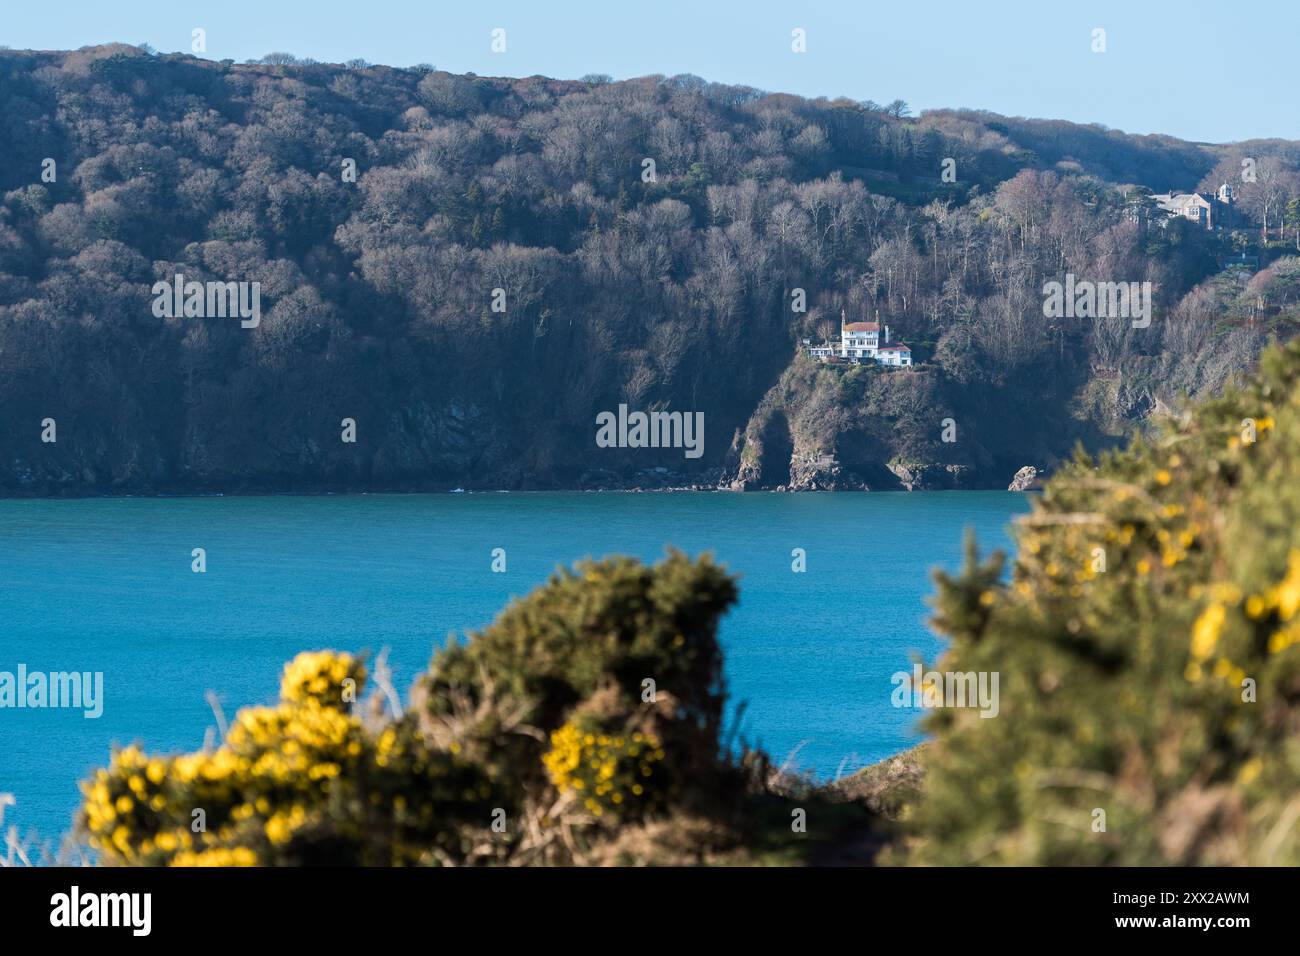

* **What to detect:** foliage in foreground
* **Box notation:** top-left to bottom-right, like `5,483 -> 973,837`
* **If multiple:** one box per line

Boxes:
906,339 -> 1300,865
79,551 -> 835,865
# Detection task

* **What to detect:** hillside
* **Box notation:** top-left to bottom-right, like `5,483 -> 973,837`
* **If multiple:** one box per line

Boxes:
3,44 -> 1300,494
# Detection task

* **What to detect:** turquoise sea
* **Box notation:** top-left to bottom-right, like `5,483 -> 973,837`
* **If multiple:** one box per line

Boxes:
0,491 -> 1030,842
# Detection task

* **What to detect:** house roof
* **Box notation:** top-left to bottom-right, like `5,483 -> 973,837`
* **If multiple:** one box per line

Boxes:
843,322 -> 879,333
1155,192 -> 1211,211
878,343 -> 911,352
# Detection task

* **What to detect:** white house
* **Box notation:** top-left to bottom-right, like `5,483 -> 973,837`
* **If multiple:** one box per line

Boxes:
804,310 -> 913,367
840,318 -> 879,359
876,343 -> 912,366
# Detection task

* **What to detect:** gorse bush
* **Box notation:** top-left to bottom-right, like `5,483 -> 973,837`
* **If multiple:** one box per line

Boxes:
412,550 -> 736,812
78,550 -> 741,865
81,651 -> 492,866
907,339 -> 1300,865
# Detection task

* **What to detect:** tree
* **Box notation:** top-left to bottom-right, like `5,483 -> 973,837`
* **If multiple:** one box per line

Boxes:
1241,157 -> 1290,241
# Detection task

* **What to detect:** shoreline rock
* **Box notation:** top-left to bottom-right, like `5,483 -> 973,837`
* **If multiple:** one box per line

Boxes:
1007,465 -> 1041,492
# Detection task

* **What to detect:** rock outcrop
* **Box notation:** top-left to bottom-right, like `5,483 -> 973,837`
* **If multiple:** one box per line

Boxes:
1007,466 -> 1040,491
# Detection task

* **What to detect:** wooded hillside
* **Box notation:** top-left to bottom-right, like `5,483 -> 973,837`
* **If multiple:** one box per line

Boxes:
3,44 -> 1299,493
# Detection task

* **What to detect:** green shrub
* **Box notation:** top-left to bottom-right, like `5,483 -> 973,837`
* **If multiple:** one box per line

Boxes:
78,551 -> 742,865
412,549 -> 738,812
905,339 -> 1300,865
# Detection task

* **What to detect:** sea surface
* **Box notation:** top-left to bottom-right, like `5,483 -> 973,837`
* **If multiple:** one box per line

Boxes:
0,491 -> 1030,843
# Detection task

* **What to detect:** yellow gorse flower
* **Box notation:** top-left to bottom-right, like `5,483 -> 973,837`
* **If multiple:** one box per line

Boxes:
1272,550 -> 1300,621
170,846 -> 258,867
1191,603 -> 1225,661
542,721 -> 662,817
279,650 -> 366,709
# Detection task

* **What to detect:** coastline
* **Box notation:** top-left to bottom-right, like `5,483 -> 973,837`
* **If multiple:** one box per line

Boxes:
0,486 -> 1040,500
0,472 -> 1046,500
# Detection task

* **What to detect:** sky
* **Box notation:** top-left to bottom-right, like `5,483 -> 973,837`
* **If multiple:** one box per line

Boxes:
2,0 -> 1293,145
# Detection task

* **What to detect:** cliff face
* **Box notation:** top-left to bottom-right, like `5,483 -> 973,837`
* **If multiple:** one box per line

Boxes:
723,356 -> 1100,492
0,49 -> 1283,496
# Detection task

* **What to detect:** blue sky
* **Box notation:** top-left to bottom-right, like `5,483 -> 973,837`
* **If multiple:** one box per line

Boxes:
2,0 -> 1292,144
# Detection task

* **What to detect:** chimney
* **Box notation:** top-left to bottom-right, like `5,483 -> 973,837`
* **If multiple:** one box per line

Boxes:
884,325 -> 890,344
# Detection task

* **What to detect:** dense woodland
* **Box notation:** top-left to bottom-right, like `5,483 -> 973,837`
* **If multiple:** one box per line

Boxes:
3,44 -> 1300,493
